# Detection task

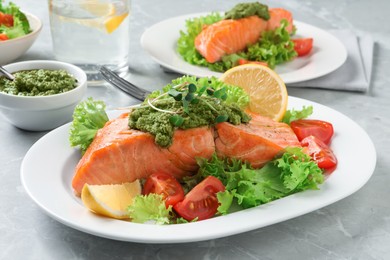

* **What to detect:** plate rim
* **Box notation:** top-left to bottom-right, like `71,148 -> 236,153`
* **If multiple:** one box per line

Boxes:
20,96 -> 376,243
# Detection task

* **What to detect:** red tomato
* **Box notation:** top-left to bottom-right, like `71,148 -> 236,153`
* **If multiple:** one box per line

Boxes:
173,176 -> 225,221
0,33 -> 8,41
143,172 -> 184,207
0,12 -> 14,27
238,59 -> 268,67
290,119 -> 334,145
301,135 -> 337,169
292,38 -> 313,56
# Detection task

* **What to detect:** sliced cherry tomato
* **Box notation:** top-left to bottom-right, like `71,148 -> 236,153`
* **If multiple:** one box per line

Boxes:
292,38 -> 313,57
0,33 -> 9,41
173,176 -> 225,221
238,59 -> 268,67
301,135 -> 337,169
143,172 -> 184,207
0,12 -> 14,27
290,119 -> 334,145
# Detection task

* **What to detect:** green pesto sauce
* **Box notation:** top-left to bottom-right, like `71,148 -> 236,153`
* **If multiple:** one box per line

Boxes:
0,69 -> 78,96
129,96 -> 251,147
224,2 -> 270,20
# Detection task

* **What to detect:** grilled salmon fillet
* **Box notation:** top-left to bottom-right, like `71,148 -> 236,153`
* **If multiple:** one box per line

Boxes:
72,113 -> 215,196
195,16 -> 267,63
72,112 -> 300,196
215,113 -> 301,167
194,8 -> 294,63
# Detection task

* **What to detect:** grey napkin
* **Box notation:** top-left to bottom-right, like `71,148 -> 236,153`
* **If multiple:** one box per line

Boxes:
287,30 -> 374,92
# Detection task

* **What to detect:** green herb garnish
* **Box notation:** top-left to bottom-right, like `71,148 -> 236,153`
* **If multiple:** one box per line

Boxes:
128,76 -> 251,147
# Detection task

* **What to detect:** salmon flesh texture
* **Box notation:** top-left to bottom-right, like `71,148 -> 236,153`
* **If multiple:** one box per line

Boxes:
72,113 -> 216,196
194,8 -> 294,63
72,112 -> 300,196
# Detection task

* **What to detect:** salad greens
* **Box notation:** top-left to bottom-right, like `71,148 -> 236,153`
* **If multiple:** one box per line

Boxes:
282,105 -> 313,124
0,1 -> 31,40
127,194 -> 173,225
177,12 -> 297,71
69,98 -> 109,154
125,147 -> 324,224
193,147 -> 323,211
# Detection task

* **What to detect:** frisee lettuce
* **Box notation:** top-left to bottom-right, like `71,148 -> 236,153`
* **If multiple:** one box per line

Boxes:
196,148 -> 324,211
127,194 -> 172,224
282,105 -> 313,124
177,13 -> 297,71
69,98 -> 109,154
0,1 -> 31,39
246,19 -> 297,69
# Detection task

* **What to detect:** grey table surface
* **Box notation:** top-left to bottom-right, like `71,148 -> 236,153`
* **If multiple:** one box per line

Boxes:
1,0 -> 389,259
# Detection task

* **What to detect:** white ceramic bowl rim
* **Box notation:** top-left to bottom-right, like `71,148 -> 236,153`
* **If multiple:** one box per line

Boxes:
0,60 -> 87,111
1,60 -> 87,98
0,10 -> 43,45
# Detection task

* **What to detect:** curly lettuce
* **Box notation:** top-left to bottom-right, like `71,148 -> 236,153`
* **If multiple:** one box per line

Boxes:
282,105 -> 313,124
0,1 -> 31,39
69,98 -> 109,154
195,148 -> 324,211
127,194 -> 172,224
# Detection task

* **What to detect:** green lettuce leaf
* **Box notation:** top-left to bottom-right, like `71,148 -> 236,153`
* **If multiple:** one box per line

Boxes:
197,148 -> 324,211
0,2 -> 30,39
281,105 -> 313,124
127,194 -> 173,224
69,97 -> 109,154
246,20 -> 297,69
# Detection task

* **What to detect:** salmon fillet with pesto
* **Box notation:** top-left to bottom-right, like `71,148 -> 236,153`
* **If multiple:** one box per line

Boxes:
71,113 -> 215,196
72,112 -> 300,196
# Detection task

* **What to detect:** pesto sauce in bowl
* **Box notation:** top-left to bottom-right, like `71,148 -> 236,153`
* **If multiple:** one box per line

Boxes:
0,69 -> 78,96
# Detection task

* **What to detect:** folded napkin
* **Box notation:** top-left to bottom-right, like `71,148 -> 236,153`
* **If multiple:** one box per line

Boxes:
287,30 -> 374,92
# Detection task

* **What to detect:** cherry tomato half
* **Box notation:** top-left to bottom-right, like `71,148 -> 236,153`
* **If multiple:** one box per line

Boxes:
290,119 -> 334,145
0,33 -> 8,41
143,172 -> 184,207
173,176 -> 225,221
301,135 -> 337,169
238,59 -> 268,67
0,12 -> 14,27
292,38 -> 313,57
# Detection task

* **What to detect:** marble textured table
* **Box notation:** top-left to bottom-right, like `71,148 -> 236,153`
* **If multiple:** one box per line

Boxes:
1,0 -> 389,259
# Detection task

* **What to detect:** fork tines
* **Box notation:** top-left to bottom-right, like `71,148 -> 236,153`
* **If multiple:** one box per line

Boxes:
99,66 -> 150,101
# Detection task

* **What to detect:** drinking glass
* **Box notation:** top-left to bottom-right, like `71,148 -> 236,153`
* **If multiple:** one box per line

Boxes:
48,0 -> 130,85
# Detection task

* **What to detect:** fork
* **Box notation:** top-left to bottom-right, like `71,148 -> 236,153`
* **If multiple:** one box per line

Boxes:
99,66 -> 151,101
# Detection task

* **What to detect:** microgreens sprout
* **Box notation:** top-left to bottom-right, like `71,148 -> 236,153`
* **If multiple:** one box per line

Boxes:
140,81 -> 230,127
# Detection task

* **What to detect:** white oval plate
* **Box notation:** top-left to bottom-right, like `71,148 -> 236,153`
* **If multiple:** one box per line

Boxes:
141,13 -> 347,84
21,96 -> 375,243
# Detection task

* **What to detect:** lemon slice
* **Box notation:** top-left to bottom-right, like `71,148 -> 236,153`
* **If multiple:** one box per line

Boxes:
104,12 -> 128,33
220,64 -> 288,121
81,180 -> 141,219
76,1 -> 129,33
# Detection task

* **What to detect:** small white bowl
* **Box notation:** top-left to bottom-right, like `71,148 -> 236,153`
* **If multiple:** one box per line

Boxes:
0,11 -> 43,65
0,60 -> 87,131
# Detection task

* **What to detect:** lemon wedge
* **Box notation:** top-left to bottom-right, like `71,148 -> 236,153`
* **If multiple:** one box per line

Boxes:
220,64 -> 288,121
74,1 -> 129,33
81,180 -> 141,219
